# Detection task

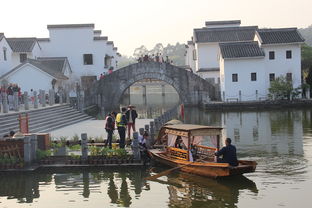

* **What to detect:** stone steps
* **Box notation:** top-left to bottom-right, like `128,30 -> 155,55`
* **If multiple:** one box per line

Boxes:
0,104 -> 93,137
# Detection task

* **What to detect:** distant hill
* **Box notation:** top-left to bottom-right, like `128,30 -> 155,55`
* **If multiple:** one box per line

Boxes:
299,25 -> 312,46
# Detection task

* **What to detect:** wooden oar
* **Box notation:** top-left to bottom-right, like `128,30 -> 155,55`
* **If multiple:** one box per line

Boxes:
145,155 -> 210,181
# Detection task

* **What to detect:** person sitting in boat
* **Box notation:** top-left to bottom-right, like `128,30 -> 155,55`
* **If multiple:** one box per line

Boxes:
215,138 -> 238,166
174,136 -> 184,149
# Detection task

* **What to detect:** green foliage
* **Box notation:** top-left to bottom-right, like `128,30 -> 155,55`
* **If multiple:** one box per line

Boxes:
0,155 -> 22,165
299,26 -> 312,47
115,148 -> 128,158
132,42 -> 186,66
36,149 -> 52,160
301,44 -> 312,71
69,144 -> 81,151
69,153 -> 81,159
268,76 -> 301,100
89,146 -> 102,156
305,66 -> 312,87
71,134 -> 79,142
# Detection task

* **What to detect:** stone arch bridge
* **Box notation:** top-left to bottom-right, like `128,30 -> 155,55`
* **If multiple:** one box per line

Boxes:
85,62 -> 218,112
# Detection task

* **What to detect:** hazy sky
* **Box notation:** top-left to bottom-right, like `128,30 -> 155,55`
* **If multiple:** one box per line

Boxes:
1,0 -> 311,56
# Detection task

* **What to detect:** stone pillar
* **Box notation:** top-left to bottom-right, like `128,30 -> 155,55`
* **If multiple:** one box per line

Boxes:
132,132 -> 141,160
161,84 -> 165,96
59,91 -> 63,104
239,90 -> 242,102
24,136 -> 32,164
34,91 -> 38,109
2,92 -> 8,113
81,133 -> 88,161
223,91 -> 225,102
30,134 -> 38,161
255,90 -> 258,101
142,85 -> 147,105
24,92 -> 29,110
49,89 -> 54,106
13,92 -> 19,112
150,121 -> 155,142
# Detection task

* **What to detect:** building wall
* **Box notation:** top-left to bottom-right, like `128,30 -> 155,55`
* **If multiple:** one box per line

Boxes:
5,64 -> 53,92
197,43 -> 220,70
0,38 -> 13,76
39,27 -> 118,80
197,71 -> 220,84
185,44 -> 196,72
10,43 -> 42,68
261,44 -> 302,89
222,58 -> 265,101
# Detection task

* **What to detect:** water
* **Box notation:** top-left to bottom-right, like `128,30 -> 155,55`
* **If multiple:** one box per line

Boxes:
1,108 -> 312,207
120,82 -> 180,118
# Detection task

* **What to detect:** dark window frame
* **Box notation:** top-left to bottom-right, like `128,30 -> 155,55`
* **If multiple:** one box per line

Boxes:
83,54 -> 93,65
269,51 -> 275,60
251,72 -> 257,81
286,50 -> 292,59
3,48 -> 7,61
286,73 -> 292,82
232,73 -> 238,82
19,53 -> 27,63
269,73 -> 275,82
192,49 -> 197,60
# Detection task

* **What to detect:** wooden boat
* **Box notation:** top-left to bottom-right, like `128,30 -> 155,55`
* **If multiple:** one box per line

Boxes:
149,124 -> 257,178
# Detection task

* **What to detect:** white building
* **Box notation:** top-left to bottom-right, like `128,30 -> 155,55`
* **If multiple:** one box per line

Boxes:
38,24 -> 120,80
0,23 -> 120,92
185,20 -> 305,101
0,57 -> 71,92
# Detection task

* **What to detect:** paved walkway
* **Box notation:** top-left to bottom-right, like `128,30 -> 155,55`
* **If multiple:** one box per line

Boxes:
50,119 -> 153,139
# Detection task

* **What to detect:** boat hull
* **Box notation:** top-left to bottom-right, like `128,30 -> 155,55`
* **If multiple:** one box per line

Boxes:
149,149 -> 257,178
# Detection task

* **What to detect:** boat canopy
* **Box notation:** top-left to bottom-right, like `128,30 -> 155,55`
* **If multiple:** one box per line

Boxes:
163,124 -> 223,148
164,124 -> 223,137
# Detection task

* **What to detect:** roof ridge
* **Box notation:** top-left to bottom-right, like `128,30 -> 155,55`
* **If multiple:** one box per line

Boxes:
258,28 -> 298,31
194,26 -> 258,32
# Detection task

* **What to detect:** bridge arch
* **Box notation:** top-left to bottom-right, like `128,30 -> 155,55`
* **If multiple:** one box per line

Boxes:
88,62 -> 217,112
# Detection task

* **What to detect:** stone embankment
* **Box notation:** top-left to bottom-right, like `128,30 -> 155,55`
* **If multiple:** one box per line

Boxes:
202,99 -> 312,111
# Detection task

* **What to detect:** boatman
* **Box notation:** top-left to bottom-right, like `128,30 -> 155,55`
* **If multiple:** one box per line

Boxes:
215,138 -> 238,166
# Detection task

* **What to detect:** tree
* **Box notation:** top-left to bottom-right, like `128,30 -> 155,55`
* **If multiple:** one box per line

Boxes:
301,44 -> 312,71
268,76 -> 300,100
133,45 -> 148,59
117,56 -> 136,69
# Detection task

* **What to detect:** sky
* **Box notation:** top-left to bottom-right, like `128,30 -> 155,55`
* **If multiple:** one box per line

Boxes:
0,0 -> 311,56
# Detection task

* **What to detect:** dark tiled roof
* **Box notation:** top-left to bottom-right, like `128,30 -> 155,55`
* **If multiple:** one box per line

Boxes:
6,38 -> 38,52
194,26 -> 258,43
187,40 -> 194,45
113,47 -> 117,51
107,41 -> 114,45
257,28 -> 305,44
94,36 -> 108,41
0,58 -> 69,80
94,30 -> 101,34
198,68 -> 220,72
117,52 -> 121,57
37,38 -> 50,42
205,20 -> 241,27
219,41 -> 265,59
47,24 -> 94,29
0,33 -> 4,41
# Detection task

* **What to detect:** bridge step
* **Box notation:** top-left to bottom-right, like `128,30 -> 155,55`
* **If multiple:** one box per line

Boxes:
0,104 -> 93,137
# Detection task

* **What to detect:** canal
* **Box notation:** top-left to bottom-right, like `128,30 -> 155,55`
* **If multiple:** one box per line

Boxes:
1,107 -> 312,207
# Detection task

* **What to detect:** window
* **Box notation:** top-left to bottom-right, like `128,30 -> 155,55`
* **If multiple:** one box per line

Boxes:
3,48 -> 7,61
104,55 -> 112,68
192,49 -> 197,60
83,54 -> 93,65
286,73 -> 292,82
286,50 -> 292,59
269,73 -> 275,81
19,53 -> 27,63
234,128 -> 240,142
232,73 -> 238,82
251,72 -> 257,81
269,51 -> 275,60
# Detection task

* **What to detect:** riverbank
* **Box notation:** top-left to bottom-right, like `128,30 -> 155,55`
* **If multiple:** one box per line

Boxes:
202,99 -> 312,111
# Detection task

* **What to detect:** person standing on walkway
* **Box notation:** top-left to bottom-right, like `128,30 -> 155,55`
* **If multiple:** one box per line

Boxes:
126,105 -> 138,139
105,112 -> 115,149
116,107 -> 127,148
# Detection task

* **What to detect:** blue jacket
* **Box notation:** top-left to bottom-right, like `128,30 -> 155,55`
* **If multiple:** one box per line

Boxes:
215,144 -> 238,166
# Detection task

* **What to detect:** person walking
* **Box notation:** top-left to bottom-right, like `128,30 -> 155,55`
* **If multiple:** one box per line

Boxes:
105,112 -> 115,149
116,107 -> 127,148
126,105 -> 138,139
